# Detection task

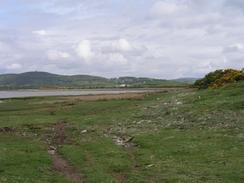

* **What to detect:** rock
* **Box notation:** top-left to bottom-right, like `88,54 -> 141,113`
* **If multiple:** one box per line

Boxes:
49,146 -> 57,151
81,130 -> 88,134
146,164 -> 154,168
48,150 -> 56,155
115,137 -> 124,146
48,146 -> 57,155
22,132 -> 27,136
0,127 -> 15,132
137,121 -> 143,124
113,136 -> 135,148
124,136 -> 133,143
176,102 -> 182,105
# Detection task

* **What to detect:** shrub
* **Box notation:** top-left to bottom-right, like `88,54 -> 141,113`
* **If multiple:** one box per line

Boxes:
194,69 -> 244,89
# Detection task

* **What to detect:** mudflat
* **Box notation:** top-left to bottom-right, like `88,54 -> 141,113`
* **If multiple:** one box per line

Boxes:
0,88 -> 160,99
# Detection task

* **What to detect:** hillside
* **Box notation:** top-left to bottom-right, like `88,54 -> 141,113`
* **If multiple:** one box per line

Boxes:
172,77 -> 199,84
0,72 -> 114,89
111,76 -> 187,88
0,71 -> 187,89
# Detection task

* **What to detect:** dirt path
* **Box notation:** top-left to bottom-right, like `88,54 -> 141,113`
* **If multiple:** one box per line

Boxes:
47,122 -> 86,183
49,151 -> 85,183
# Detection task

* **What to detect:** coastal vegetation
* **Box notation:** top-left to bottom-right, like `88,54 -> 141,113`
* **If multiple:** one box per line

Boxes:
0,70 -> 243,182
194,69 -> 244,89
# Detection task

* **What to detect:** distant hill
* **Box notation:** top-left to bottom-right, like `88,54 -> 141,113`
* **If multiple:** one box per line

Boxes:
0,72 -> 112,89
111,76 -> 187,87
172,78 -> 199,84
0,71 -> 188,89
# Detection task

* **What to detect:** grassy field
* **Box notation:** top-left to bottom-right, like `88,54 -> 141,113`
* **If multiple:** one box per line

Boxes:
0,82 -> 244,183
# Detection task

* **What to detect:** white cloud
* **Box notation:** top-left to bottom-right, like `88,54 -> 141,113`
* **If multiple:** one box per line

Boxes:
76,40 -> 93,61
223,43 -> 244,53
32,30 -> 48,36
0,0 -> 244,78
47,50 -> 70,61
108,53 -> 128,65
113,39 -> 132,52
0,41 -> 11,52
150,1 -> 187,17
6,63 -> 22,70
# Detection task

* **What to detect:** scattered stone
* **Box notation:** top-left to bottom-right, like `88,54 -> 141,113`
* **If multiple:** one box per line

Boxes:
113,135 -> 135,148
137,121 -> 143,125
115,137 -> 124,146
176,101 -> 183,105
147,120 -> 152,123
125,136 -> 134,143
45,138 -> 52,145
81,130 -> 88,134
146,164 -> 154,168
48,149 -> 56,155
49,146 -> 57,151
0,127 -> 15,133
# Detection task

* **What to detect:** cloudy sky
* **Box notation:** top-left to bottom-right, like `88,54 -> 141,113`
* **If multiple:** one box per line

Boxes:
0,0 -> 243,79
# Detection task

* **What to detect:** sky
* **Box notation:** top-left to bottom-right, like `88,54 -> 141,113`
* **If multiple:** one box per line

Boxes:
0,0 -> 243,79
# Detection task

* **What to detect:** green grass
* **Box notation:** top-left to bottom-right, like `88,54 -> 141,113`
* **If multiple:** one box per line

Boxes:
0,82 -> 244,182
61,138 -> 132,183
0,135 -> 68,183
133,129 -> 244,183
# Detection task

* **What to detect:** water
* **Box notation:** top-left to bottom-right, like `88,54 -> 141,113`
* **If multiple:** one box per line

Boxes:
0,89 -> 156,99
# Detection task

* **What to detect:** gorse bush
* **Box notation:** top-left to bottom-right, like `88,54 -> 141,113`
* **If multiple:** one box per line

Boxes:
194,69 -> 244,89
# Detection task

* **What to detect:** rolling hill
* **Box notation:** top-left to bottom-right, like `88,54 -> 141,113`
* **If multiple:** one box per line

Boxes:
172,77 -> 199,84
0,71 -> 188,89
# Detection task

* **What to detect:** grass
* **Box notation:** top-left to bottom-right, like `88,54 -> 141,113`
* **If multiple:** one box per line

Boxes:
0,82 -> 244,182
0,135 -> 68,183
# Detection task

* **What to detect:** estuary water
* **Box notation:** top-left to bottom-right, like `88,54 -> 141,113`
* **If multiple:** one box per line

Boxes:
0,89 -> 157,99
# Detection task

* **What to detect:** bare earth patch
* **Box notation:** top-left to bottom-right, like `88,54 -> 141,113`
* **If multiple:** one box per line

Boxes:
47,122 -> 86,183
49,152 -> 85,183
63,93 -> 147,101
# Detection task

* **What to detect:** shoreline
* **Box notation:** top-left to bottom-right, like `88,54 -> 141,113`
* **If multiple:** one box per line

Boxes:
0,88 -> 167,99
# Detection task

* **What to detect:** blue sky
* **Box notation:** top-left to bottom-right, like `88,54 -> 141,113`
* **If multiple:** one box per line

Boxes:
0,0 -> 243,78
